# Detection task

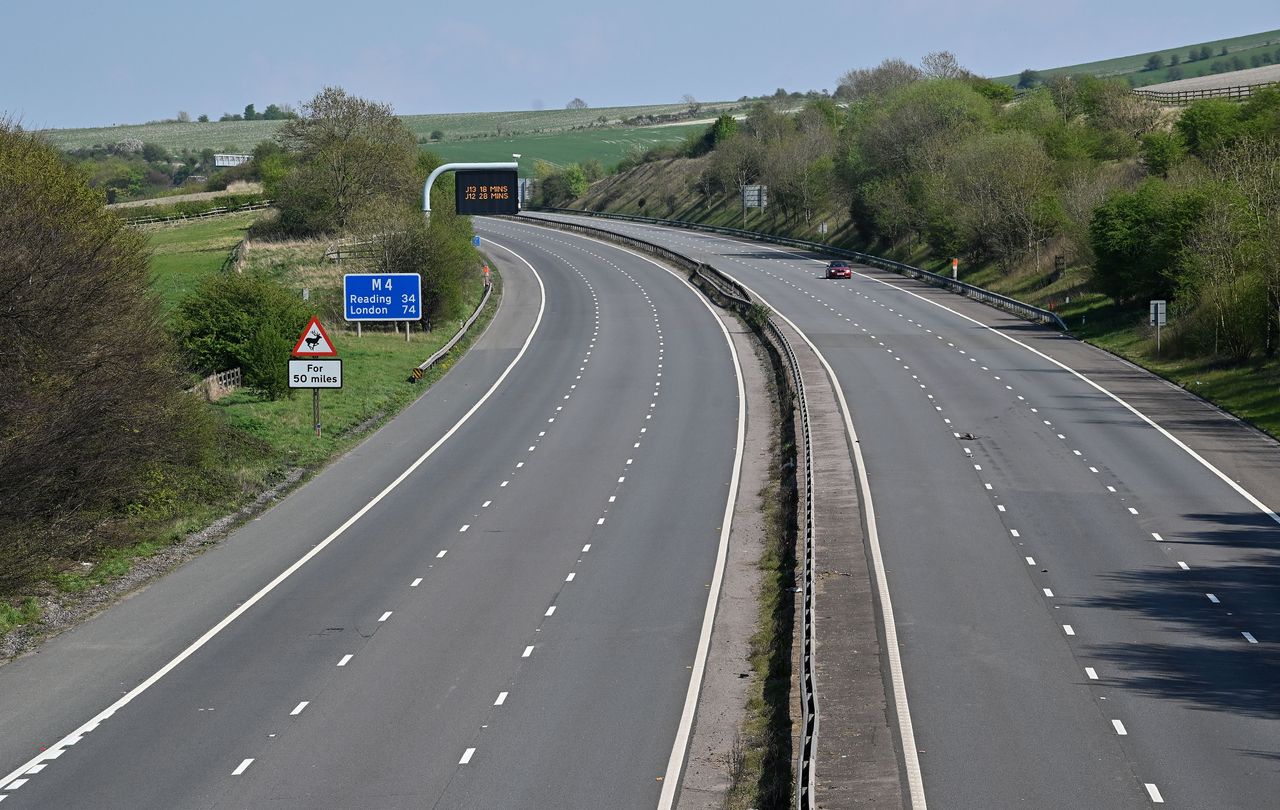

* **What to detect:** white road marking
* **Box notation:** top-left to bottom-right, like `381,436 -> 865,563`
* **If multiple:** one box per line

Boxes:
1206,594 -> 1220,603
516,461 -> 525,467
1086,667 -> 1099,680
1073,450 -> 1083,456
495,692 -> 508,706
501,480 -> 509,487
6,780 -> 26,790
1178,561 -> 1190,570
482,500 -> 491,508
545,606 -> 556,616
459,748 -> 476,765
411,578 -> 422,587
338,654 -> 353,667
1063,625 -> 1076,636
1145,783 -> 1165,803
1112,719 -> 1127,735
582,544 -> 591,552
459,524 -> 469,532
232,759 -> 253,775
1151,532 -> 1163,541
0,240 -> 553,795
23,766 -> 44,775
1010,529 -> 1020,537
436,550 -> 447,559
522,646 -> 534,657
985,483 -> 993,490
1243,632 -> 1258,643
291,701 -> 309,716
1128,507 -> 1139,514
378,611 -> 392,622
1089,467 -> 1099,473
1043,588 -> 1054,597
1026,557 -> 1036,565
566,573 -> 575,582
597,518 -> 605,525
997,505 -> 1006,512
1107,486 -> 1116,492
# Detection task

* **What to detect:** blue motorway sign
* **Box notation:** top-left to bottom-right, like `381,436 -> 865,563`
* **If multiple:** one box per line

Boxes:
343,273 -> 423,321
472,235 -> 481,248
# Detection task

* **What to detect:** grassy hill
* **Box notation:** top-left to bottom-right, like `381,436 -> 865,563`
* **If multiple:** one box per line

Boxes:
995,28 -> 1280,88
37,101 -> 740,154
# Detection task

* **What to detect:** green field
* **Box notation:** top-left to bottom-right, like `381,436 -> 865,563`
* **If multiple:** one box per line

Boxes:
995,28 -> 1280,87
38,101 -> 740,153
422,123 -> 709,170
145,212 -> 256,312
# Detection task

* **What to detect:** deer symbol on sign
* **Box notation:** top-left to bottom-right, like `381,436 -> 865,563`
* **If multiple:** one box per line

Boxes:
304,331 -> 323,351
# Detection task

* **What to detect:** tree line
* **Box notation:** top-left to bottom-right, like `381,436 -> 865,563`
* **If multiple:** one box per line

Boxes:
0,86 -> 481,600
558,53 -> 1280,365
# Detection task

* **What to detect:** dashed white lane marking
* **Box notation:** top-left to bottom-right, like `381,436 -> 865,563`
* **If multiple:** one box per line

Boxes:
1206,594 -> 1220,603
1085,667 -> 1099,680
1026,557 -> 1036,565
565,573 -> 575,582
582,544 -> 591,552
1178,561 -> 1190,570
290,701 -> 309,716
482,500 -> 491,508
5,779 -> 26,790
1043,588 -> 1054,597
1127,507 -> 1139,515
522,645 -> 534,657
459,524 -> 470,532
436,550 -> 447,559
596,517 -> 605,525
1107,486 -> 1117,492
1112,719 -> 1128,735
1152,532 -> 1164,542
1243,632 -> 1258,644
1010,529 -> 1020,538
337,654 -> 353,667
495,692 -> 508,706
411,578 -> 422,587
459,748 -> 476,765
1063,625 -> 1076,636
1145,783 -> 1165,803
378,611 -> 392,622
232,759 -> 254,775
0,240 -> 552,795
501,480 -> 509,487
544,606 -> 556,617
23,766 -> 44,775
1089,467 -> 1099,473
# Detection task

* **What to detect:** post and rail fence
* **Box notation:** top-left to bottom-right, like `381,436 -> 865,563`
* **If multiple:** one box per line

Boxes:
1132,80 -> 1278,105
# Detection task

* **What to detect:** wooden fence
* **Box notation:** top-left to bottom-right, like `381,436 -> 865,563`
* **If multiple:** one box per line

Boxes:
126,201 -> 273,228
189,367 -> 242,401
1133,80 -> 1278,105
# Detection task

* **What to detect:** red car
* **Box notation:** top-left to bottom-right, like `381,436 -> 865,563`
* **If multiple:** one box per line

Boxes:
826,260 -> 852,279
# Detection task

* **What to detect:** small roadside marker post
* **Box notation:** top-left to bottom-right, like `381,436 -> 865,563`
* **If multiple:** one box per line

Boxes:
952,257 -> 959,280
1150,299 -> 1167,355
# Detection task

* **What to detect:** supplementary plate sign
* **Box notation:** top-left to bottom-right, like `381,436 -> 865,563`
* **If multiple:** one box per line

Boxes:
289,359 -> 343,389
344,273 -> 423,321
292,316 -> 337,357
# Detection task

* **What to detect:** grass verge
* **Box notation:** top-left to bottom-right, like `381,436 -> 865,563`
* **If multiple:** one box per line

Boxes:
145,211 -> 257,312
726,337 -> 797,810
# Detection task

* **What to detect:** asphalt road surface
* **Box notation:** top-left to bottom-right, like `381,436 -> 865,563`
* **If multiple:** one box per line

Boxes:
532,212 -> 1280,809
0,220 -> 743,809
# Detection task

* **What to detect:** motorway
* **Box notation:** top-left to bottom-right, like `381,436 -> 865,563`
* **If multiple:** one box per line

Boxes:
0,221 -> 744,808
532,213 -> 1280,808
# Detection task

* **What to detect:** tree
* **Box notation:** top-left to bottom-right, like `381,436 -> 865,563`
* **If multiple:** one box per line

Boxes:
1143,54 -> 1164,71
244,103 -> 257,121
273,86 -> 419,234
1200,46 -> 1213,60
1089,179 -> 1207,303
682,94 -> 702,116
1176,99 -> 1243,156
430,129 -> 444,141
1166,65 -> 1184,82
197,113 -> 210,123
921,51 -> 968,80
836,58 -> 921,101
1017,69 -> 1043,90
0,125 -> 207,588
1140,130 -> 1186,177
566,97 -> 588,109
177,110 -> 191,122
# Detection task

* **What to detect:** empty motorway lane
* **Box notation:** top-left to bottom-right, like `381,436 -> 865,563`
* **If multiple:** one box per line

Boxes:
532,212 -> 1280,809
0,222 -> 743,808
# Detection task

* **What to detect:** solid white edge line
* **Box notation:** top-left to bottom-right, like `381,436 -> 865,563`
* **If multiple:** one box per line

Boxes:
581,221 -> 931,808
0,239 -> 547,792
506,222 -> 745,810
613,216 -> 1280,531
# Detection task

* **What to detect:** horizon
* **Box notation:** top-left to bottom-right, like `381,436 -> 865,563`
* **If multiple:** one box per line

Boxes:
5,1 -> 1278,130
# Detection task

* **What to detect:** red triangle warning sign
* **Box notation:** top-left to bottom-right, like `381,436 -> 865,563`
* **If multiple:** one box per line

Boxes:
292,316 -> 338,357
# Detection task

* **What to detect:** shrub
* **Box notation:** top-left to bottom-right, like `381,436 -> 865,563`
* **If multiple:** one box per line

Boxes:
172,272 -> 313,399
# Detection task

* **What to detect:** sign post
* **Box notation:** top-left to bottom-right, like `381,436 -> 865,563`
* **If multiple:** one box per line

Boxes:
291,317 -> 339,437
422,162 -> 519,219
1149,299 -> 1167,354
952,257 -> 959,280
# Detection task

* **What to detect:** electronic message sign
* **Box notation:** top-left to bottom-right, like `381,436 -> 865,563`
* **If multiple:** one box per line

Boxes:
456,170 -> 518,215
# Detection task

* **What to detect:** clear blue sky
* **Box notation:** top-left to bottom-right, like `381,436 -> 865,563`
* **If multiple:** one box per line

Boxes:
4,0 -> 1278,129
